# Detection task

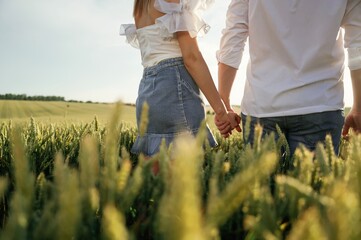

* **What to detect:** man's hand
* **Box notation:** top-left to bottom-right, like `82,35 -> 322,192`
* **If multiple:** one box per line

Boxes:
343,69 -> 361,138
342,109 -> 361,137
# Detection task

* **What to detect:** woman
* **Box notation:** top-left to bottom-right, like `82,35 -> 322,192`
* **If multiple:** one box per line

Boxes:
120,0 -> 240,156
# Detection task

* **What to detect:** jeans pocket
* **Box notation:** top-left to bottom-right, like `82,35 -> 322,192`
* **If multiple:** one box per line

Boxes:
178,66 -> 201,98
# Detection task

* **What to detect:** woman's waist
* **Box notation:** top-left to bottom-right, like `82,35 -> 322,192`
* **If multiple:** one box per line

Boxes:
141,51 -> 183,68
143,57 -> 184,76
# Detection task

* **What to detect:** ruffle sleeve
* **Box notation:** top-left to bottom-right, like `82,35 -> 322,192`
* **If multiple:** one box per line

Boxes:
119,24 -> 139,49
154,0 -> 214,38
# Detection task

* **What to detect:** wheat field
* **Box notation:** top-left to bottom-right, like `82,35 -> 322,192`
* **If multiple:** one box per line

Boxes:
0,100 -> 136,125
0,102 -> 359,240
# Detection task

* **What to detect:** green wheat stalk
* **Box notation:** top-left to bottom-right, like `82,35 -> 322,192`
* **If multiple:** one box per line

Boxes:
101,204 -> 129,240
205,151 -> 278,236
53,152 -> 81,240
157,134 -> 206,240
0,128 -> 35,240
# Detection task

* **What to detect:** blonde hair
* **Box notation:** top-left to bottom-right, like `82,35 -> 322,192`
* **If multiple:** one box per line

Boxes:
133,0 -> 152,17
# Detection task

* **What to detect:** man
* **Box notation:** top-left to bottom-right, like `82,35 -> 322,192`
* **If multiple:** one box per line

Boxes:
216,0 -> 361,156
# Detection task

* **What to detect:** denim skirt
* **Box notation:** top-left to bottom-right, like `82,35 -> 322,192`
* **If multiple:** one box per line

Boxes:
131,57 -> 217,156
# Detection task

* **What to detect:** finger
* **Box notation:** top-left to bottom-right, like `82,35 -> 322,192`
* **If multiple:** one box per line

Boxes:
342,127 -> 349,137
214,117 -> 228,128
220,128 -> 231,135
235,125 -> 242,132
228,114 -> 241,129
220,125 -> 231,135
342,134 -> 350,141
214,118 -> 222,128
236,115 -> 241,124
342,121 -> 350,137
217,122 -> 231,131
230,121 -> 238,129
216,122 -> 228,130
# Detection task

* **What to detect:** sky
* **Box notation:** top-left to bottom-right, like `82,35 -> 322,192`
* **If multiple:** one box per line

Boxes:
0,0 -> 354,107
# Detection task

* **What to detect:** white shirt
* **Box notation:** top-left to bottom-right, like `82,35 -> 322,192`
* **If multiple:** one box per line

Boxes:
120,0 -> 213,67
121,23 -> 183,67
217,0 -> 361,117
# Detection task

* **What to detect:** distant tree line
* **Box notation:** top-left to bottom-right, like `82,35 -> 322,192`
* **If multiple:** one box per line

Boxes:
0,93 -> 130,105
0,94 -> 65,101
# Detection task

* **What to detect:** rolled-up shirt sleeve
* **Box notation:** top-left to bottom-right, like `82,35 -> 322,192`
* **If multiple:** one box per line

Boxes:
216,0 -> 249,69
342,0 -> 361,70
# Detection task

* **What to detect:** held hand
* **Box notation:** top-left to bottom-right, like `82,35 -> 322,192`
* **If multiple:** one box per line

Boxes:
215,112 -> 232,138
228,112 -> 242,133
342,109 -> 361,137
214,111 -> 242,138
223,108 -> 242,133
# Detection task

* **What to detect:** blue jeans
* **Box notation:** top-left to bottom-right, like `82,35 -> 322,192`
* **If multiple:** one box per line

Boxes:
131,57 -> 217,156
241,110 -> 344,156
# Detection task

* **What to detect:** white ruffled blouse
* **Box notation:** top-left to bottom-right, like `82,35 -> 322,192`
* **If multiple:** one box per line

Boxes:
120,0 -> 214,67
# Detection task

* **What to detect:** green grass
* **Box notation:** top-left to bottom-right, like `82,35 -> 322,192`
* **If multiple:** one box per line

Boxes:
0,100 -> 136,125
0,100 -> 349,132
0,100 -> 222,130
